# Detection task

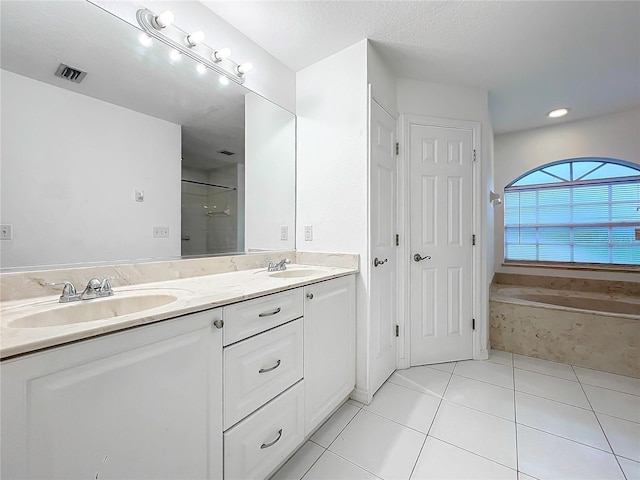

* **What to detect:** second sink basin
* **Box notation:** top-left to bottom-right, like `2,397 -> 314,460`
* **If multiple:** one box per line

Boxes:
8,292 -> 180,328
269,269 -> 327,278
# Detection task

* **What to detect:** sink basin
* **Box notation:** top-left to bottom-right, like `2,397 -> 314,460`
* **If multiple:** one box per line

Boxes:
269,269 -> 326,279
8,293 -> 178,328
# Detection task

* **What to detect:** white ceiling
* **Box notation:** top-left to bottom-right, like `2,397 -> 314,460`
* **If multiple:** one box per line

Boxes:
203,0 -> 640,134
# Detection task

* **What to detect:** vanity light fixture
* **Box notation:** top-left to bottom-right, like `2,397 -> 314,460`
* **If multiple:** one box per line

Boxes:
212,47 -> 231,62
547,107 -> 570,118
151,10 -> 174,30
138,33 -> 152,47
169,49 -> 182,61
235,62 -> 253,76
186,30 -> 204,47
196,63 -> 207,74
136,8 -> 252,85
219,75 -> 230,86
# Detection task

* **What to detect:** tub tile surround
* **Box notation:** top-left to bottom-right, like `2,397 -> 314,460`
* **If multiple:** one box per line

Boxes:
494,272 -> 640,297
490,274 -> 640,378
0,252 -> 359,358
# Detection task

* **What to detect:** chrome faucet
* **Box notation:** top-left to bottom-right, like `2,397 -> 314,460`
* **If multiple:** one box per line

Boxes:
48,277 -> 116,303
267,258 -> 291,272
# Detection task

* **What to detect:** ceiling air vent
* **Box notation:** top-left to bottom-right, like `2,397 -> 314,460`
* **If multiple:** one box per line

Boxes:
218,150 -> 235,156
54,63 -> 87,83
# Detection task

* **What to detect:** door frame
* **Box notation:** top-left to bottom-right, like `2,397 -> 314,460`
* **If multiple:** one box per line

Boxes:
396,114 -> 485,369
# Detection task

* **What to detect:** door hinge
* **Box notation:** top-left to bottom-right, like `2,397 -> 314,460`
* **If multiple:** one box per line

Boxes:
395,142 -> 399,155
395,325 -> 399,337
472,234 -> 476,246
472,318 -> 476,330
395,234 -> 399,246
473,149 -> 477,162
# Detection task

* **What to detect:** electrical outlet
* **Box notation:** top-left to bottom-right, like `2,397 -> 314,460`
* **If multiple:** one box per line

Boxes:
1,224 -> 12,240
135,190 -> 144,202
304,225 -> 313,241
280,225 -> 288,241
153,226 -> 170,238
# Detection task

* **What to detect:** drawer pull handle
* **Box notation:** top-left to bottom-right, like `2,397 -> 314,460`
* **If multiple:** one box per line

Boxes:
259,359 -> 281,374
258,307 -> 281,317
260,429 -> 283,449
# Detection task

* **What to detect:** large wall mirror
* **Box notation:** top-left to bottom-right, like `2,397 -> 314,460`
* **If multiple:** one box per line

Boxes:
0,1 -> 296,271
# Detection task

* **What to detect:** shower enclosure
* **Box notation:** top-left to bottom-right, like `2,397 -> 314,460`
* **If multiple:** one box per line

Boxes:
181,165 -> 244,256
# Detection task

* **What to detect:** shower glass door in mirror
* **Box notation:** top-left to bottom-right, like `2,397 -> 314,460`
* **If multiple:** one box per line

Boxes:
0,1 -> 295,271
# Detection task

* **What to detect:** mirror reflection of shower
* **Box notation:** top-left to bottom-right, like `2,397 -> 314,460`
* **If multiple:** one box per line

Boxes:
181,165 -> 245,256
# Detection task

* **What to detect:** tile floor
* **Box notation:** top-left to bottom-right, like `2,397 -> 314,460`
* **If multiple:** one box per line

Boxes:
273,350 -> 640,480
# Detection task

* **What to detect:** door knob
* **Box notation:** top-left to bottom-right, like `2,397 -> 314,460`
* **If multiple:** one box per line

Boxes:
413,254 -> 431,262
374,257 -> 388,267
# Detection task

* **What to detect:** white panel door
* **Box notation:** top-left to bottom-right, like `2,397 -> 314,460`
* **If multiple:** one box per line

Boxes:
369,99 -> 398,394
409,124 -> 474,365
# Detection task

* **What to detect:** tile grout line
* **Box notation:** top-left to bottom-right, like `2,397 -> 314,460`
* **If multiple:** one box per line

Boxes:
571,363 -> 629,480
298,402 -> 365,480
512,356 -> 520,476
407,365 -> 457,479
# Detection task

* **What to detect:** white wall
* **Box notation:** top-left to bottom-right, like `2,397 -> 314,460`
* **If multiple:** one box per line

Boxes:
90,0 -> 296,112
494,108 -> 640,282
396,78 -> 495,356
245,93 -> 296,252
367,43 -> 398,115
296,39 -> 370,395
0,70 -> 181,270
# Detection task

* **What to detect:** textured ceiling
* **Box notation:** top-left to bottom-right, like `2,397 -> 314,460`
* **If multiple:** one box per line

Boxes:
203,1 -> 640,133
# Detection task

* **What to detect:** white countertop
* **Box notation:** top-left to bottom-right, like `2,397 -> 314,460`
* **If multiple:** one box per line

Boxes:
0,264 -> 357,359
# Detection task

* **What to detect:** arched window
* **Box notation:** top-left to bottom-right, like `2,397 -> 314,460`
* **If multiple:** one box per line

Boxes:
504,158 -> 640,266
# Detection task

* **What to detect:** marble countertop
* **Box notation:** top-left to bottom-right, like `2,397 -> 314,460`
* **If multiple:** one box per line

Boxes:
0,264 -> 357,360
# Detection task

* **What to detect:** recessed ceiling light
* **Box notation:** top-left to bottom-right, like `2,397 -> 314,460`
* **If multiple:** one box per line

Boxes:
548,108 -> 570,118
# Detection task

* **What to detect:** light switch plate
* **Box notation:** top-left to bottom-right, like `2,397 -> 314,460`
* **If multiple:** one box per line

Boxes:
304,225 -> 313,241
153,226 -> 169,238
280,225 -> 288,241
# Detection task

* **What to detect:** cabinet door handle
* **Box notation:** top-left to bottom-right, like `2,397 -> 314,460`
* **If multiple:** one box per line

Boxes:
260,429 -> 283,449
259,359 -> 281,374
213,319 -> 224,329
258,307 -> 281,317
306,292 -> 314,300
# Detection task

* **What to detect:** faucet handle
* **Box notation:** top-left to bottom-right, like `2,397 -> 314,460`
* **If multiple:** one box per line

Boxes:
47,281 -> 78,302
100,276 -> 119,295
47,281 -> 77,296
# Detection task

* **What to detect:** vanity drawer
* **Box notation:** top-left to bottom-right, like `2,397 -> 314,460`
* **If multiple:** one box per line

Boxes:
223,288 -> 303,345
224,381 -> 304,480
224,318 -> 303,429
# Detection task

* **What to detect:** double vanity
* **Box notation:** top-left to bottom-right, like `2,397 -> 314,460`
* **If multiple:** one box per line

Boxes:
0,252 -> 358,479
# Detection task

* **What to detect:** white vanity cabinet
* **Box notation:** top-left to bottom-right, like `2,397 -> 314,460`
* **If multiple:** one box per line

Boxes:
1,272 -> 357,479
0,308 -> 223,480
222,288 -> 306,479
303,275 -> 356,435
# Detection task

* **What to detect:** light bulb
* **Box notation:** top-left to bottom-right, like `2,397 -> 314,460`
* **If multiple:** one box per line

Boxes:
196,63 -> 207,74
153,10 -> 174,29
219,75 -> 230,86
547,107 -> 570,118
186,30 -> 204,47
235,62 -> 253,76
138,33 -> 152,47
169,49 -> 182,61
212,47 -> 232,62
